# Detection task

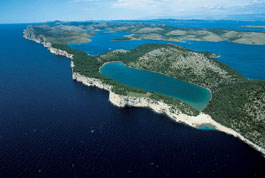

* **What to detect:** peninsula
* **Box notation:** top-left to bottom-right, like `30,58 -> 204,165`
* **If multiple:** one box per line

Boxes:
23,21 -> 265,155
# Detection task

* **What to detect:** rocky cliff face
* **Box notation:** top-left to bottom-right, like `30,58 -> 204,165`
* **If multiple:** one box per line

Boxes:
73,72 -> 210,127
23,26 -> 73,59
72,72 -> 112,91
23,26 -> 265,156
72,71 -> 265,155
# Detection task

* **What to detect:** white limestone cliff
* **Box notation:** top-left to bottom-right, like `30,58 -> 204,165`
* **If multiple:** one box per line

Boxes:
73,72 -> 265,155
24,28 -> 265,156
23,27 -> 73,59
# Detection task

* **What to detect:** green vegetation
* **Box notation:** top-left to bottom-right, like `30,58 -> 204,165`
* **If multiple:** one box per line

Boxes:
205,81 -> 265,148
100,43 -> 245,89
27,24 -> 92,44
113,37 -> 131,41
49,44 -> 199,116
128,26 -> 265,45
27,21 -> 265,45
67,21 -> 265,45
24,22 -> 265,152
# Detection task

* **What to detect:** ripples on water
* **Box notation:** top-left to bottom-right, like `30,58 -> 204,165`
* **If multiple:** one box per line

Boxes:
0,24 -> 264,178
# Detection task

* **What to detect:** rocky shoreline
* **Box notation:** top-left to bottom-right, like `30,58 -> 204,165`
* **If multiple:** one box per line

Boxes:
23,30 -> 265,156
73,72 -> 265,156
23,27 -> 74,59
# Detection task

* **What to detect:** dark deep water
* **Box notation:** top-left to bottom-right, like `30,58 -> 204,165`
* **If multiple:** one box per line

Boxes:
0,24 -> 265,178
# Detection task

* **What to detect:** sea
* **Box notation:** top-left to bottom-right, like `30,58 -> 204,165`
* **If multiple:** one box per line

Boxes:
0,21 -> 265,178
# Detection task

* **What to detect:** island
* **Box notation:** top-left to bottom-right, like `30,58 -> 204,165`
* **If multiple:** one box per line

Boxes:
240,25 -> 265,29
23,21 -> 265,155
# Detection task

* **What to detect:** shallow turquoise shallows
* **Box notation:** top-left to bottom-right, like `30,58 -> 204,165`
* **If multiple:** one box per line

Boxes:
199,126 -> 215,130
100,62 -> 211,110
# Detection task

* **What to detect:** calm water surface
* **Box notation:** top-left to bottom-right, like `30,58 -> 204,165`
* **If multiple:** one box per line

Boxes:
100,62 -> 211,110
0,23 -> 265,178
69,30 -> 265,80
114,19 -> 265,32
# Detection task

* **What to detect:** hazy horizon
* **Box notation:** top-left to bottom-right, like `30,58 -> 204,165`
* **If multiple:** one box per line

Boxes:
1,18 -> 265,25
1,0 -> 265,23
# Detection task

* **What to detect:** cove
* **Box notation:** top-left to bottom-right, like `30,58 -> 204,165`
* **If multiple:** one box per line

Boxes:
199,125 -> 215,130
100,62 -> 211,110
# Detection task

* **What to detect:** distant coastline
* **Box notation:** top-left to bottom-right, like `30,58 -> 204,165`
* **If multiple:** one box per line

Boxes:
23,26 -> 265,156
240,25 -> 265,29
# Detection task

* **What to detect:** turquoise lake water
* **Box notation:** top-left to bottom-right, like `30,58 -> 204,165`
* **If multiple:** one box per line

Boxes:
69,29 -> 265,110
1,22 -> 265,178
68,28 -> 265,111
100,62 -> 211,110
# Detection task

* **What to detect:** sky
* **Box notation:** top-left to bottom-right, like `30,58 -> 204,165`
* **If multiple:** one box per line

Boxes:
0,0 -> 265,23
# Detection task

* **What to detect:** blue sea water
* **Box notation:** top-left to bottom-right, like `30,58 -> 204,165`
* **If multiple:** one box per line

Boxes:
100,62 -> 211,110
0,23 -> 265,178
69,30 -> 265,80
68,30 -> 173,56
175,40 -> 265,80
114,19 -> 265,32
